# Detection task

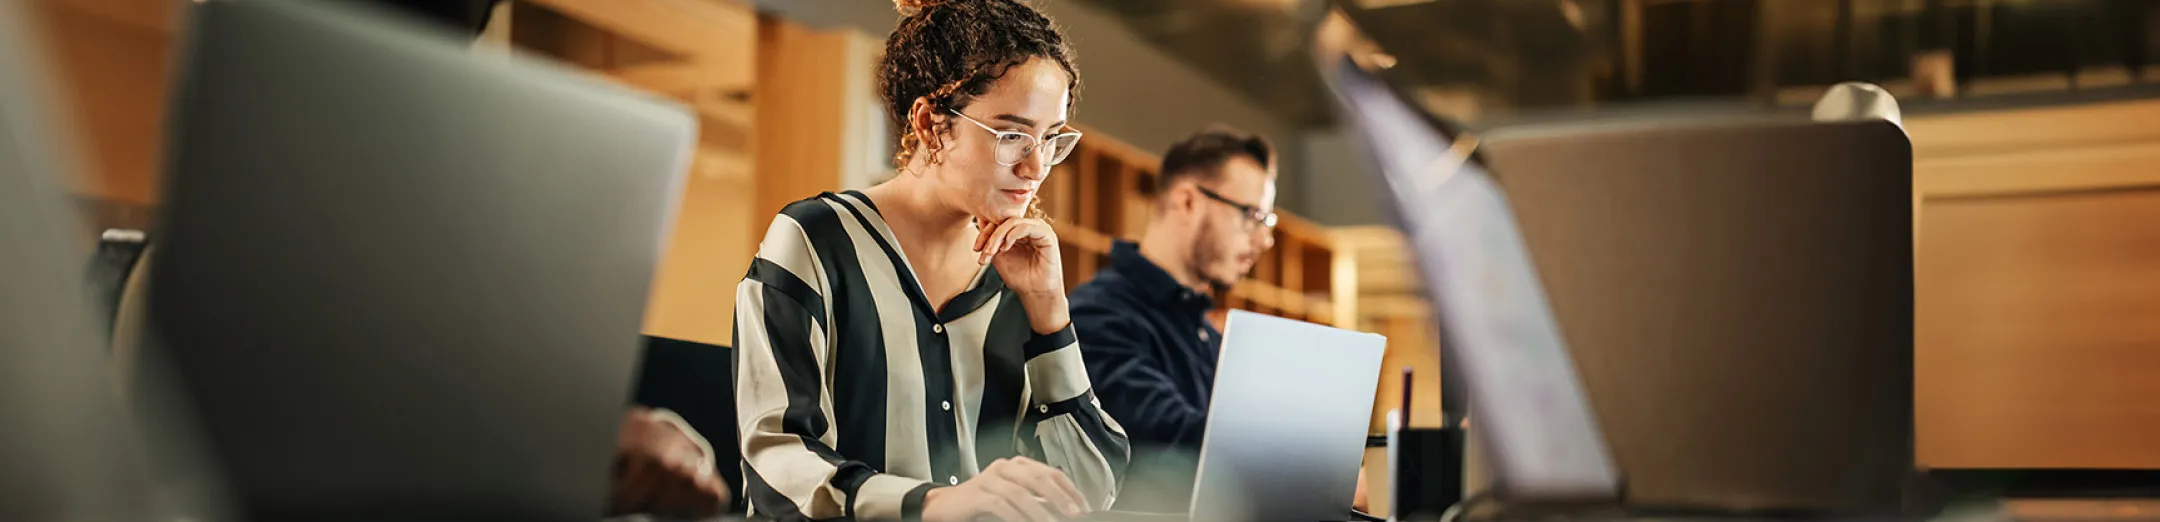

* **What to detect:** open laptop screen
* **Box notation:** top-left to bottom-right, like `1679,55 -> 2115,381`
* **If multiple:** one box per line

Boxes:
1320,55 -> 1621,502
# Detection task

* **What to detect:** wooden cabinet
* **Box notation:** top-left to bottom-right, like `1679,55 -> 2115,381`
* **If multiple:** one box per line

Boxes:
1910,98 -> 2160,469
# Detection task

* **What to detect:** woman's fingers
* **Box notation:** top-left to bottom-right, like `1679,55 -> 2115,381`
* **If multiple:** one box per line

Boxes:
998,457 -> 1086,516
979,219 -> 1052,259
979,496 -> 1029,522
983,479 -> 1059,522
1011,220 -> 1052,250
996,220 -> 1029,256
980,220 -> 1021,265
973,218 -> 997,254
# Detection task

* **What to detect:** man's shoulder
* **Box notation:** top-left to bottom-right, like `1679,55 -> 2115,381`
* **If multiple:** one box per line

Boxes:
1068,272 -> 1167,348
1068,269 -> 1143,313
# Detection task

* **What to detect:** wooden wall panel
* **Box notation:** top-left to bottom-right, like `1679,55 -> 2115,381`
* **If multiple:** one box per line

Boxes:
751,18 -> 859,224
29,0 -> 174,206
1910,97 -> 2160,469
1915,189 -> 2160,469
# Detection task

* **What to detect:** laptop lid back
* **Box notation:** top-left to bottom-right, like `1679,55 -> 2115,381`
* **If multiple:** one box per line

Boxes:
1319,54 -> 1622,503
1189,310 -> 1387,522
151,1 -> 693,519
1479,118 -> 1913,512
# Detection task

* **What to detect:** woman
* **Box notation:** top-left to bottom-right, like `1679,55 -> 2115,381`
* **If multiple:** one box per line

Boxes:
734,1 -> 1128,521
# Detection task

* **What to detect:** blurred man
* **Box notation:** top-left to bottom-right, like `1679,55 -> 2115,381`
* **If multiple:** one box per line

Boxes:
1069,126 -> 1281,512
361,1 -> 733,517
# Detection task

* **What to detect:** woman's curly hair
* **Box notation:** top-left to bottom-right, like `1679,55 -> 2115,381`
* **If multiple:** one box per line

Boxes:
881,0 -> 1079,173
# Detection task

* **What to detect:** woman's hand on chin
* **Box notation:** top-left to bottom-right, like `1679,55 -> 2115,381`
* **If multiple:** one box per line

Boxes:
975,217 -> 1070,334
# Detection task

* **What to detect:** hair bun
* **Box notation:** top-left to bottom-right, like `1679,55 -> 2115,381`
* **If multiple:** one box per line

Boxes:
894,0 -> 952,16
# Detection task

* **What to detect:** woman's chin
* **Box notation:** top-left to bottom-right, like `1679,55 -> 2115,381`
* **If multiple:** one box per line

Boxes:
979,203 -> 1027,222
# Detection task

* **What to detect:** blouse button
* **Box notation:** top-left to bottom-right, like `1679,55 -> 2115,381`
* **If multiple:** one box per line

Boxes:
1038,404 -> 1050,413
941,400 -> 952,411
932,324 -> 945,334
948,476 -> 960,485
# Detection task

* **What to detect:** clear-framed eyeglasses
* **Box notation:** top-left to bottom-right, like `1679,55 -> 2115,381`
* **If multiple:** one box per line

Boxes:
949,110 -> 1084,167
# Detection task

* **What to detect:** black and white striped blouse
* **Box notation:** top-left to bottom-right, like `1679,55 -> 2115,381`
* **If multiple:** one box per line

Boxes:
734,191 -> 1130,521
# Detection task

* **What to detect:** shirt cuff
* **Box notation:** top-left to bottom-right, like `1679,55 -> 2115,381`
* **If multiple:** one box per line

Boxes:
1024,323 -> 1079,359
903,482 -> 940,522
855,473 -> 936,522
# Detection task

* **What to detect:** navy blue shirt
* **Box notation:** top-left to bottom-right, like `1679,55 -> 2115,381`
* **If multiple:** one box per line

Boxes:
1070,240 -> 1221,511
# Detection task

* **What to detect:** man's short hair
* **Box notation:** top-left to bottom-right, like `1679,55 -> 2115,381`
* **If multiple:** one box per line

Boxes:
1157,125 -> 1275,198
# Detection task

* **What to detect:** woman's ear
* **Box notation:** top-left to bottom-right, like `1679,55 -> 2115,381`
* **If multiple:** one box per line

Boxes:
908,97 -> 943,155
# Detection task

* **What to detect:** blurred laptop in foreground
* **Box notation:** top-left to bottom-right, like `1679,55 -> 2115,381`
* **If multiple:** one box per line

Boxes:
145,0 -> 699,519
1320,13 -> 1914,521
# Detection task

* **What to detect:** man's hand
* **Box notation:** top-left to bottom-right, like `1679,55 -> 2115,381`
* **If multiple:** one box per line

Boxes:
921,456 -> 1090,522
609,407 -> 731,519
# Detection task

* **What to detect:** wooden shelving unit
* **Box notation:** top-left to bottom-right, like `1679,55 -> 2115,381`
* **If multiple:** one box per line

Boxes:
1041,127 -> 1358,329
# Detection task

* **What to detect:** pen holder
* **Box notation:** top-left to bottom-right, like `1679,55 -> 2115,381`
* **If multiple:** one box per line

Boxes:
1388,426 -> 1464,520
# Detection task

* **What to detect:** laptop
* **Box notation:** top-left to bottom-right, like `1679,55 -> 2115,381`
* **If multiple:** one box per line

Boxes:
1479,119 -> 1913,514
1321,34 -> 1915,522
1321,52 -> 1623,511
146,1 -> 694,520
0,4 -> 166,519
1180,310 -> 1387,522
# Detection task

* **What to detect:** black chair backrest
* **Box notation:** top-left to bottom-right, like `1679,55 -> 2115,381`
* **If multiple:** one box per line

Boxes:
632,335 -> 742,512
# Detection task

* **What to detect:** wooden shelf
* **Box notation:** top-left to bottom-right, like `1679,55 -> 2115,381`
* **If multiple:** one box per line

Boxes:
1049,125 -> 1356,328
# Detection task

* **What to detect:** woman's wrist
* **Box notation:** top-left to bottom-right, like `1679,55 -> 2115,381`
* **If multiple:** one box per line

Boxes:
1015,290 -> 1071,335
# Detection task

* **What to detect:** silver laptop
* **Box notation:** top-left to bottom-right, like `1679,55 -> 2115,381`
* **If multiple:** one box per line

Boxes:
1185,310 -> 1387,522
0,4 -> 165,520
148,1 -> 694,520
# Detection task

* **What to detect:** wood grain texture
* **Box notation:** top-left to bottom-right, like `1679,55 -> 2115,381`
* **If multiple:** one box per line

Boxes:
1915,188 -> 2160,469
1910,97 -> 2160,470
